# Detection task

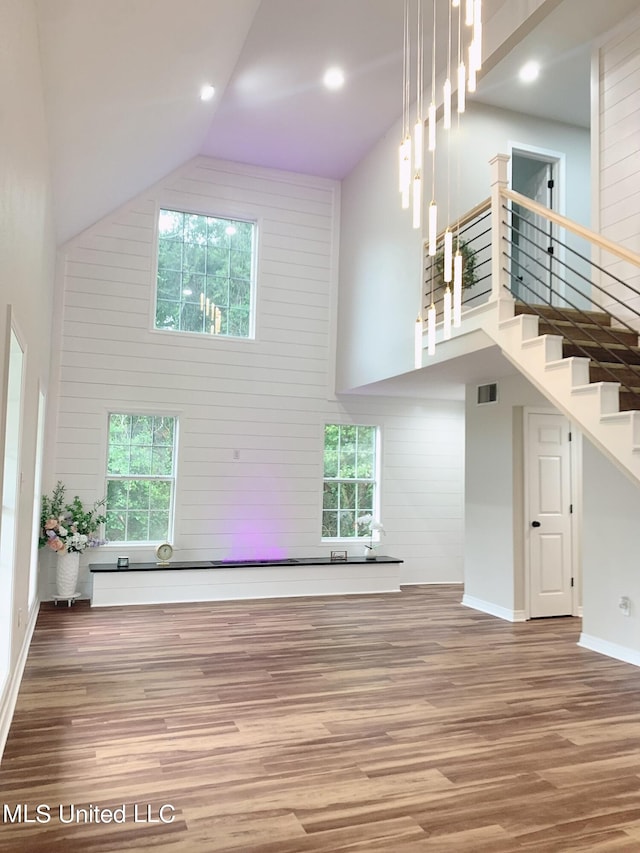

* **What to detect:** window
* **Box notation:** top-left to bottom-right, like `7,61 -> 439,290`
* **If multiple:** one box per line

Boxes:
322,424 -> 377,539
105,414 -> 177,543
155,208 -> 255,339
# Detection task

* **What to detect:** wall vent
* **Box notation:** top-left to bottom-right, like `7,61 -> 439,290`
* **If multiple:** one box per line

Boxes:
477,382 -> 498,405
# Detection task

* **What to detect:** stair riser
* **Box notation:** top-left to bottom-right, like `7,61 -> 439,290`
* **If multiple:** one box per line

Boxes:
590,365 -> 640,386
619,392 -> 640,412
539,322 -> 638,347
563,342 -> 640,366
514,303 -> 611,326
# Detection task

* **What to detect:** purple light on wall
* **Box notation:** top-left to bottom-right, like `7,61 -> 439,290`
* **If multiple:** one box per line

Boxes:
226,518 -> 287,561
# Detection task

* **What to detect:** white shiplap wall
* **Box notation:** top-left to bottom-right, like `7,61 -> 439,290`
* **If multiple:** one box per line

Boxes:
597,14 -> 640,319
47,156 -> 464,598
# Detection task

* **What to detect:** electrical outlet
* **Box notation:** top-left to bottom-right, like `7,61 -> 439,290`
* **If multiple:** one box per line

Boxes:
619,596 -> 631,617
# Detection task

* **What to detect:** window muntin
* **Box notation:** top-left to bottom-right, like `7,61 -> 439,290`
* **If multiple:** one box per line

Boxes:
105,414 -> 177,543
322,424 -> 377,539
155,209 -> 255,339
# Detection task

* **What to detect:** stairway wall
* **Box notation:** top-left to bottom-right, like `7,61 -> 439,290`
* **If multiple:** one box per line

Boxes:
581,438 -> 640,664
337,103 -> 589,393
464,372 -> 553,619
594,8 -> 640,324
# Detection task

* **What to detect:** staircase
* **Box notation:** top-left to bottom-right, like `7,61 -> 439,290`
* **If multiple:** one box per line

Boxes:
514,303 -> 640,412
493,299 -> 640,485
420,155 -> 640,485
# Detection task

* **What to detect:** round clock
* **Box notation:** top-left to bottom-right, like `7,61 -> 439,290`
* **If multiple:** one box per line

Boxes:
155,542 -> 174,564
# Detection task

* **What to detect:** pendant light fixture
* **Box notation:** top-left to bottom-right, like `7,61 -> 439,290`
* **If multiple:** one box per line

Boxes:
414,315 -> 424,368
399,0 -> 483,363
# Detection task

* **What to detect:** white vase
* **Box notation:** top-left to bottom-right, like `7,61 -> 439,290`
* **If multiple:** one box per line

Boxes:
364,545 -> 377,560
56,550 -> 80,597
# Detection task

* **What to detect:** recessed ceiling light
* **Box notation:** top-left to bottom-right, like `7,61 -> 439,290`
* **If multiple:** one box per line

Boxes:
323,66 -> 345,90
200,84 -> 215,101
519,61 -> 540,84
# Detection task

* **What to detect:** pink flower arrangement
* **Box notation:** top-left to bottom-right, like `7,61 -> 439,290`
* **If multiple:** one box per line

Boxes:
39,481 -> 107,554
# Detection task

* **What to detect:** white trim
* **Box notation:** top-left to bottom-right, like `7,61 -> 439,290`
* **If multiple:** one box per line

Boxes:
326,181 -> 340,401
462,594 -> 527,623
578,633 -> 640,668
28,387 -> 47,609
0,600 -> 39,763
103,412 -> 179,547
523,407 -> 579,619
570,428 -> 583,617
507,141 -> 566,216
508,141 -> 567,305
150,206 -> 259,342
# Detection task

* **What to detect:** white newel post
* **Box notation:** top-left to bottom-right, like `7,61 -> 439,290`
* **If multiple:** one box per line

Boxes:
490,153 -> 514,316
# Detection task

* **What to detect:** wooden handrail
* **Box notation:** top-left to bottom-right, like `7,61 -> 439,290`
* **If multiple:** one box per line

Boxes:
502,187 -> 640,269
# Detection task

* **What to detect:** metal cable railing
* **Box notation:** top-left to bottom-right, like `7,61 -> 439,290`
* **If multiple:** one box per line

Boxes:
423,203 -> 492,315
506,216 -> 640,358
501,212 -> 640,405
505,204 -> 640,328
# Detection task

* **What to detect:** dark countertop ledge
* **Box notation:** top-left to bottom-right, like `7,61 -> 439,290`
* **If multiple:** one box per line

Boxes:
90,556 -> 403,573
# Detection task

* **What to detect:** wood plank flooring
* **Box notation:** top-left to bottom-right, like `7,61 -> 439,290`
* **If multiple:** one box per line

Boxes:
3,585 -> 640,851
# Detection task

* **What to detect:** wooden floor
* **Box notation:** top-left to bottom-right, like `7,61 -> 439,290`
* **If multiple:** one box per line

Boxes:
3,586 -> 640,852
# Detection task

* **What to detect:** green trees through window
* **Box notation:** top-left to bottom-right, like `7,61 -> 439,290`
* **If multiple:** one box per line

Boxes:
156,209 -> 255,338
322,424 -> 377,538
106,414 -> 176,543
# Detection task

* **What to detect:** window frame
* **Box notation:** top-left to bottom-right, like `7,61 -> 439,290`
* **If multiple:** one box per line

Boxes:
321,423 -> 381,542
104,412 -> 179,546
152,205 -> 258,341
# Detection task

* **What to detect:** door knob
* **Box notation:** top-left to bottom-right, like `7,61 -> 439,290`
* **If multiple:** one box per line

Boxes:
531,520 -> 541,528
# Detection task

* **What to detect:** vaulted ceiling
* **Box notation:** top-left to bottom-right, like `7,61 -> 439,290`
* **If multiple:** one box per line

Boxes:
35,0 -> 638,245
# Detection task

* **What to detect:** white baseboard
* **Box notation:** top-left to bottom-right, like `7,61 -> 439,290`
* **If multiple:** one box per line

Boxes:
0,600 -> 40,762
578,633 -> 640,668
462,594 -> 527,623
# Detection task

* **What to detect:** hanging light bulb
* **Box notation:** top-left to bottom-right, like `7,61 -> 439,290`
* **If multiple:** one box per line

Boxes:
474,0 -> 482,29
413,173 -> 422,229
472,0 -> 482,71
465,0 -> 474,26
470,29 -> 482,72
401,136 -> 412,208
468,63 -> 477,93
458,62 -> 466,113
454,250 -> 463,326
427,303 -> 437,355
428,201 -> 438,256
444,287 -> 452,339
444,229 -> 453,282
443,78 -> 452,130
428,102 -> 437,151
414,315 -> 423,368
414,118 -> 423,170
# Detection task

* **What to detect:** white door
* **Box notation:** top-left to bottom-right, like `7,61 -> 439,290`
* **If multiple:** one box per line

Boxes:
527,411 -> 573,618
512,156 -> 554,305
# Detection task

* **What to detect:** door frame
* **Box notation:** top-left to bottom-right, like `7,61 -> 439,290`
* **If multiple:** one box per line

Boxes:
523,407 -> 582,619
508,142 -> 567,306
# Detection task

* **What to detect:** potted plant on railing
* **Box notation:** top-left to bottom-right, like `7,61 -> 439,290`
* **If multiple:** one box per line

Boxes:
431,239 -> 478,295
40,481 -> 107,599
